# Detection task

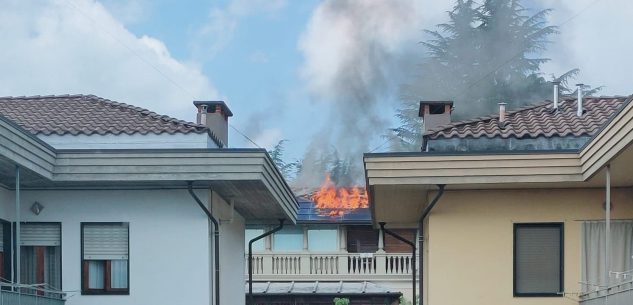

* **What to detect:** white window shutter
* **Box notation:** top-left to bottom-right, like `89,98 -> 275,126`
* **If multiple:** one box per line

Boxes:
0,225 -> 3,251
83,224 -> 129,260
20,223 -> 61,246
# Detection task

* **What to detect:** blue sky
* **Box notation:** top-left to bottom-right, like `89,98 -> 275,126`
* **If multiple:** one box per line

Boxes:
1,0 -> 632,164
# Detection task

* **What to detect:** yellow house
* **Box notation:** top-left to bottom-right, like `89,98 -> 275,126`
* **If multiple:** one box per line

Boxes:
364,92 -> 633,305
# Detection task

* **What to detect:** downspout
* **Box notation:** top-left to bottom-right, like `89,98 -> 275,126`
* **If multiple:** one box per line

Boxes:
15,165 -> 21,287
605,165 -> 611,285
187,182 -> 220,305
418,184 -> 445,305
379,222 -> 416,305
248,219 -> 285,305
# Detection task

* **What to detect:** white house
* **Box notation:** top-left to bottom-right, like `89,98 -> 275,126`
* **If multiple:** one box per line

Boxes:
0,95 -> 297,305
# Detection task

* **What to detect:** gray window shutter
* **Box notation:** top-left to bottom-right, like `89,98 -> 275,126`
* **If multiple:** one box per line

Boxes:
20,223 -> 61,246
83,224 -> 129,260
515,225 -> 561,294
0,225 -> 3,251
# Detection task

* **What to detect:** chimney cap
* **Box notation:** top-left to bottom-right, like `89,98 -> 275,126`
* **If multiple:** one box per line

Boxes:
551,80 -> 561,85
418,100 -> 454,117
193,100 -> 233,117
575,83 -> 585,86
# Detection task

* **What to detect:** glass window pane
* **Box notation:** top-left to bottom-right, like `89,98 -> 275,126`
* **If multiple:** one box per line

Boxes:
20,246 -> 37,284
88,261 -> 105,289
273,227 -> 303,251
515,225 -> 561,295
245,229 -> 265,252
308,228 -> 338,251
45,246 -> 61,290
110,260 -> 128,289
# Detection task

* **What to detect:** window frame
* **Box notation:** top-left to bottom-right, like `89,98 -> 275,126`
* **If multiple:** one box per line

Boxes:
0,219 -> 10,283
17,221 -> 63,292
513,222 -> 564,297
80,222 -> 130,295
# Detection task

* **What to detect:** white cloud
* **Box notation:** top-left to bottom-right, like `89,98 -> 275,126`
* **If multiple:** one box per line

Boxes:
191,0 -> 287,61
537,0 -> 633,95
100,0 -> 149,25
0,0 -> 219,121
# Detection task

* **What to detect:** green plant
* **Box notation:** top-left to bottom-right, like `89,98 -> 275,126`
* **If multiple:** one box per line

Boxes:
334,297 -> 350,305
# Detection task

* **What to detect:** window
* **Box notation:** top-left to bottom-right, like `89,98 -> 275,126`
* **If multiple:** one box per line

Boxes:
308,227 -> 337,251
81,223 -> 129,295
245,228 -> 265,252
0,221 -> 6,281
384,229 -> 416,253
581,220 -> 633,290
273,226 -> 303,251
514,223 -> 563,297
347,226 -> 378,253
20,223 -> 62,294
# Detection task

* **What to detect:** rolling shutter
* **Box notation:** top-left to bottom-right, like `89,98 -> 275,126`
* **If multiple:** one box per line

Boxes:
0,225 -> 3,251
20,223 -> 61,246
83,223 -> 129,260
515,224 -> 562,294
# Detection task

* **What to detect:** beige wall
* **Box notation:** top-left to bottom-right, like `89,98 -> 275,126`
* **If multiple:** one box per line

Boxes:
425,188 -> 633,305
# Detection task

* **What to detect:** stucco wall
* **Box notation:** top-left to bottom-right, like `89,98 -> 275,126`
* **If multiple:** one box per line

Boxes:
210,191 -> 246,305
8,189 -> 213,305
426,188 -> 633,305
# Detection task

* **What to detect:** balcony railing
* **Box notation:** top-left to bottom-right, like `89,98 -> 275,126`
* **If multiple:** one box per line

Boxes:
0,283 -> 66,305
580,280 -> 633,305
247,252 -> 416,281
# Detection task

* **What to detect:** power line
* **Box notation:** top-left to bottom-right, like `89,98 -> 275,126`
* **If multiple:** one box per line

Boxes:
63,0 -> 263,149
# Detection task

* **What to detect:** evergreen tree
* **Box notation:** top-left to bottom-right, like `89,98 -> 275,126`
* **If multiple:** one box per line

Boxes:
392,0 -> 598,151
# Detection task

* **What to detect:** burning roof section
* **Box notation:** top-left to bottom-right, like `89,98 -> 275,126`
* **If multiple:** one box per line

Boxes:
296,174 -> 371,224
424,96 -> 630,152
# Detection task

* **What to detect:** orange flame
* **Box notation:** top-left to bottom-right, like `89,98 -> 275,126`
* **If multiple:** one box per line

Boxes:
310,174 -> 368,217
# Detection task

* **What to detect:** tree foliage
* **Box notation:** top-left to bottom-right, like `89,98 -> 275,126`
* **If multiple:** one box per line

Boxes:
268,140 -> 300,180
392,0 -> 600,151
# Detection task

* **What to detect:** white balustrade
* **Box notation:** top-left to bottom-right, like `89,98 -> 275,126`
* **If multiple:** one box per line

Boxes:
246,252 -> 415,279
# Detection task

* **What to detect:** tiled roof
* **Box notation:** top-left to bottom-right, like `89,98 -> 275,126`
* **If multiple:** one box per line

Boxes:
0,94 -> 209,137
427,96 -> 631,140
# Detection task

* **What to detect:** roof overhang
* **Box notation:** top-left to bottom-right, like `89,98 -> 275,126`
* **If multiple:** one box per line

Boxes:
365,95 -> 633,225
0,114 -> 297,223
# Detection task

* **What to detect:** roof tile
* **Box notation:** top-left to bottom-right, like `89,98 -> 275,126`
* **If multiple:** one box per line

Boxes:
427,96 -> 630,140
0,94 -> 209,137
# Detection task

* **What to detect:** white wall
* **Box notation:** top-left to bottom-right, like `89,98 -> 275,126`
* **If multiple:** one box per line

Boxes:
210,191 -> 246,305
39,133 -> 219,149
13,189 -> 212,305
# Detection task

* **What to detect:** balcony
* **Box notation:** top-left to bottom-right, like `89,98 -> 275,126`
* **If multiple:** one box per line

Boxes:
0,283 -> 66,305
247,252 -> 415,281
580,279 -> 633,305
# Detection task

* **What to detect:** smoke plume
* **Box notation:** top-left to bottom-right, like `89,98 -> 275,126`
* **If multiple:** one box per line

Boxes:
293,0 -> 427,189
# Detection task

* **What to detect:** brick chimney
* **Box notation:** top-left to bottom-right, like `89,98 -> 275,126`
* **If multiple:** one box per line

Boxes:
193,101 -> 233,148
419,101 -> 454,134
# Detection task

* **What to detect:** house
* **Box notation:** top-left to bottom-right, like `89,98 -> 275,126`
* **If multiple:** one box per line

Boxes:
364,88 -> 633,305
0,95 -> 297,305
245,196 -> 411,304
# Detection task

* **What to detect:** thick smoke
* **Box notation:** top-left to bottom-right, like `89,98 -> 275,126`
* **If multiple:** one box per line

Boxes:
293,0 -> 427,190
